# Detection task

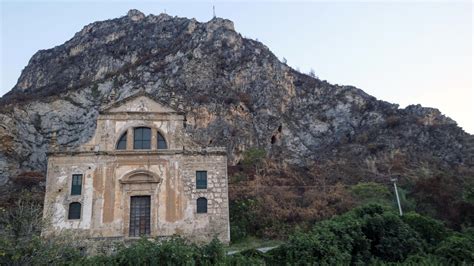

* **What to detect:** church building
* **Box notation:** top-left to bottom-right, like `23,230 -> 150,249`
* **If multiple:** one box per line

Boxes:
42,92 -> 230,243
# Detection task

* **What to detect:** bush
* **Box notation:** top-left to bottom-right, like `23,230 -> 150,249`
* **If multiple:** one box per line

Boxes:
270,204 -> 435,264
229,199 -> 258,242
411,174 -> 474,229
227,252 -> 265,265
402,212 -> 448,246
0,234 -> 83,265
399,254 -> 448,265
353,203 -> 386,217
0,192 -> 43,240
198,238 -> 226,264
82,237 -> 229,265
350,182 -> 392,206
270,207 -> 371,264
2,193 -> 471,265
275,204 -> 474,264
434,229 -> 474,264
111,237 -> 197,265
361,211 -> 424,261
241,148 -> 266,170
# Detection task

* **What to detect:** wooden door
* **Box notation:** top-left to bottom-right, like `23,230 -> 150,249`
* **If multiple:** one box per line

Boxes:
129,196 -> 151,237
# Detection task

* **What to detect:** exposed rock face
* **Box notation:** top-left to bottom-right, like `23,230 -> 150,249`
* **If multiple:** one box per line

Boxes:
0,10 -> 472,187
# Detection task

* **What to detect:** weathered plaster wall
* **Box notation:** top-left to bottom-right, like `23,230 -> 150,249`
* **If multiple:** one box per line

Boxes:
43,95 -> 230,243
43,155 -> 102,232
44,152 -> 229,243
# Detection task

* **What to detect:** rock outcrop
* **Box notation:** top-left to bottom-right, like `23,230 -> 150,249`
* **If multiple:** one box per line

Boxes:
0,10 -> 472,189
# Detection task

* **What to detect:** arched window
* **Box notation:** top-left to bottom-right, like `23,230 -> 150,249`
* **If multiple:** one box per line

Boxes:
197,197 -> 207,214
134,127 -> 151,149
68,202 -> 81,219
157,132 -> 167,149
116,132 -> 127,150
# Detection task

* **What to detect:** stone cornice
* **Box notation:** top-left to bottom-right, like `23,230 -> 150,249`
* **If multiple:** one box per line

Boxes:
47,148 -> 227,157
97,112 -> 185,120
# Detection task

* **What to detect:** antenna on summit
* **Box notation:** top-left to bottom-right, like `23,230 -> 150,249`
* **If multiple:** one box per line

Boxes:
213,5 -> 216,18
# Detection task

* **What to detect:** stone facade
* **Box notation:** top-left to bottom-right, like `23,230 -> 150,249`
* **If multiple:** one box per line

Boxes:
42,92 -> 230,243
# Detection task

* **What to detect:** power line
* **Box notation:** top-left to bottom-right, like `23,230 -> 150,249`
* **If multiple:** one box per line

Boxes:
228,183 -> 393,188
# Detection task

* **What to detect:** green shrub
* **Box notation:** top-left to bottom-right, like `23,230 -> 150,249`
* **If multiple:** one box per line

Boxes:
270,204 -> 434,264
361,211 -> 424,262
229,199 -> 258,242
434,229 -> 474,264
80,237 -> 231,265
402,254 -> 448,265
350,182 -> 392,206
227,253 -> 265,265
0,234 -> 83,265
230,225 -> 247,242
241,148 -> 265,170
270,211 -> 371,264
402,212 -> 448,246
198,238 -> 226,265
2,193 -> 471,265
353,203 -> 386,217
113,237 -> 197,265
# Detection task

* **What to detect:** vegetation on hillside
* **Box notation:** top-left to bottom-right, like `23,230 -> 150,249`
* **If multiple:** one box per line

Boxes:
0,149 -> 473,264
267,204 -> 474,265
1,193 -> 473,265
0,9 -> 472,264
228,148 -> 473,240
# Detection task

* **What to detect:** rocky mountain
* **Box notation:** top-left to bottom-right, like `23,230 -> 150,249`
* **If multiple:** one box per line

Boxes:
1,10 -> 473,227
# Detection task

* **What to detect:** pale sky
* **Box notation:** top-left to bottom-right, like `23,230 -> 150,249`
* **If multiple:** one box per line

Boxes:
1,1 -> 473,133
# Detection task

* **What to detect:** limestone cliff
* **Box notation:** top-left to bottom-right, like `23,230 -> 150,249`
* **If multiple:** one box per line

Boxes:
1,9 -> 473,192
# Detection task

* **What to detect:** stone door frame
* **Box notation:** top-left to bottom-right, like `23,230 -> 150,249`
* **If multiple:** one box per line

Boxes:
120,170 -> 162,238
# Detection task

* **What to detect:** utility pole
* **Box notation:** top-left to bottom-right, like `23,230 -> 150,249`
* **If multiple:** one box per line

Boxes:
213,5 -> 216,18
391,177 -> 403,216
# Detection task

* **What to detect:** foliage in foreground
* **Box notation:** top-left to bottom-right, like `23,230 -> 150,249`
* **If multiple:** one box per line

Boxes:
81,238 -> 230,265
81,206 -> 474,265
268,204 -> 474,265
0,193 -> 84,265
1,191 -> 473,265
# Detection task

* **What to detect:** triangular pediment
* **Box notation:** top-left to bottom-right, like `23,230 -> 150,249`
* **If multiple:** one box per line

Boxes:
101,92 -> 179,114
